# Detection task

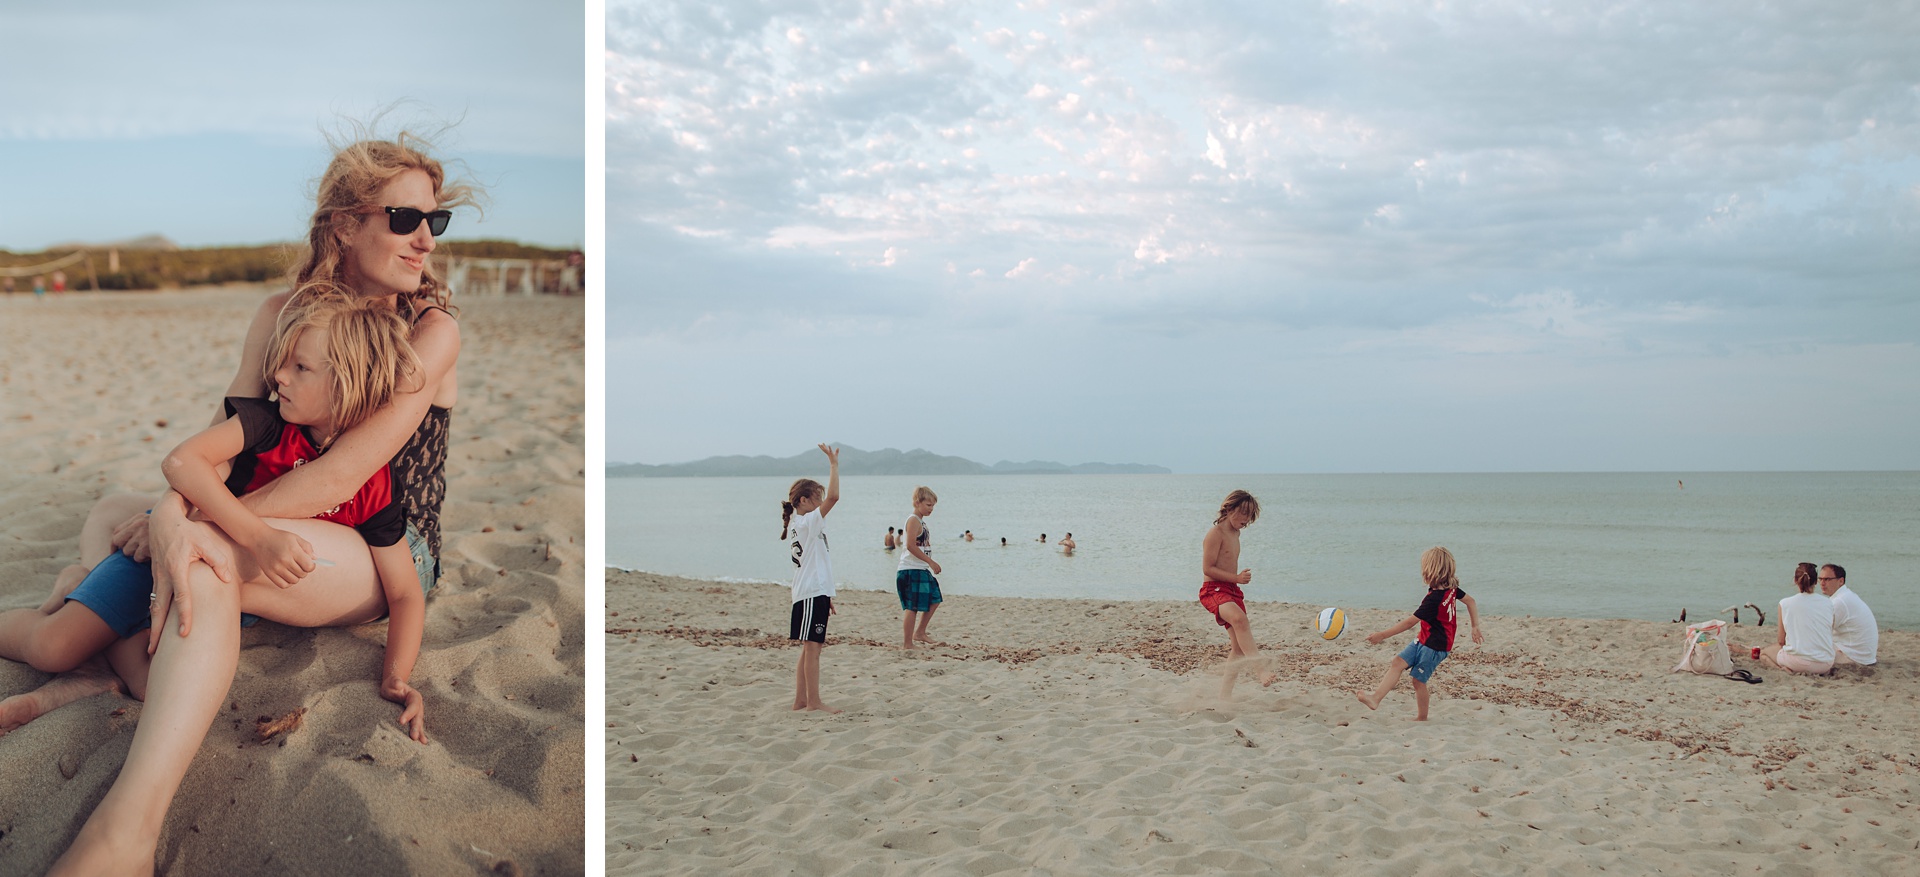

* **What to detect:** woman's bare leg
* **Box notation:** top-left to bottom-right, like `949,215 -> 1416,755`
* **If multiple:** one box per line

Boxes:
50,518 -> 383,875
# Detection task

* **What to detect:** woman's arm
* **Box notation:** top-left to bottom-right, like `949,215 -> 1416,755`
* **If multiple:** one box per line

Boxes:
373,542 -> 428,743
242,309 -> 460,518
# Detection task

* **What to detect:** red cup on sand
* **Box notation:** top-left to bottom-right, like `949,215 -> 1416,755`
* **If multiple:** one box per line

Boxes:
1751,647 -> 1762,660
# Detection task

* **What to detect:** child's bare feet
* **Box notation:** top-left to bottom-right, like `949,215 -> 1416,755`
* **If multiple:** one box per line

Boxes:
1356,691 -> 1380,711
37,564 -> 92,614
1258,670 -> 1277,688
807,703 -> 843,714
0,663 -> 127,734
913,633 -> 941,646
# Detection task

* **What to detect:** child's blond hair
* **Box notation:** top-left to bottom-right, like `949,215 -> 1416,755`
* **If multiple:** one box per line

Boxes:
1421,546 -> 1459,589
912,486 -> 938,504
1216,490 -> 1260,524
263,286 -> 423,444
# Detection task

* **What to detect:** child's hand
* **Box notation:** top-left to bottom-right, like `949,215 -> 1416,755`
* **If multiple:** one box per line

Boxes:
1471,626 -> 1485,645
381,678 -> 428,744
1235,569 -> 1252,585
248,528 -> 316,588
818,443 -> 839,464
931,561 -> 942,575
1366,631 -> 1388,645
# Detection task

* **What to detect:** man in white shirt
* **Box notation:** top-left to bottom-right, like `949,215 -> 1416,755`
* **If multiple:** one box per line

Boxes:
1820,564 -> 1878,667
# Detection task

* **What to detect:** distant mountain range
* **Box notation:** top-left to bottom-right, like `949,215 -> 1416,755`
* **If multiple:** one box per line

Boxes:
608,446 -> 1170,477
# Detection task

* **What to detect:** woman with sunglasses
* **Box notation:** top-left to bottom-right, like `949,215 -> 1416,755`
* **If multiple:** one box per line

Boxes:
43,132 -> 476,875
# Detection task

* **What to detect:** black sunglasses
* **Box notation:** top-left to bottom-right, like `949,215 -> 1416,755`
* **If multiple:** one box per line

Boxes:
372,206 -> 453,236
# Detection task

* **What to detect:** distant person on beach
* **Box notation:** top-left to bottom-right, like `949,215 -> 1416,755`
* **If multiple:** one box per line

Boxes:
1357,546 -> 1484,721
896,486 -> 943,649
18,129 -> 477,875
1059,532 -> 1076,553
1819,564 -> 1877,668
1000,537 -> 1007,547
1038,533 -> 1047,543
780,444 -> 841,713
1760,563 -> 1834,676
963,530 -> 973,542
1200,490 -> 1273,698
52,269 -> 67,294
0,293 -> 432,745
884,526 -> 897,550
32,275 -> 45,298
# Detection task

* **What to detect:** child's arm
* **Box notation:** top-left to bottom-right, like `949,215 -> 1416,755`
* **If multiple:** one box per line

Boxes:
1201,526 -> 1250,584
372,542 -> 428,744
1366,616 -> 1419,645
1460,593 -> 1485,644
816,444 -> 841,516
160,420 -> 314,588
905,515 -> 942,575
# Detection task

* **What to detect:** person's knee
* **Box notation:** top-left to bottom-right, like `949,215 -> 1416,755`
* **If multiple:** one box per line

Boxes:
23,624 -> 95,674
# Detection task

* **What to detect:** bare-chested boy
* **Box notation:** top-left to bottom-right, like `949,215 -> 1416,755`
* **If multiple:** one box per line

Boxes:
1200,490 -> 1273,698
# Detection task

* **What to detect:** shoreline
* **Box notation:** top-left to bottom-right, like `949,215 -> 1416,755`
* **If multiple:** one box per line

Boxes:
612,569 -> 1920,875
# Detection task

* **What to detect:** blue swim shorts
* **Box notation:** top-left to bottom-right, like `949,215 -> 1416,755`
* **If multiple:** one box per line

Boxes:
1397,641 -> 1449,683
895,568 -> 942,613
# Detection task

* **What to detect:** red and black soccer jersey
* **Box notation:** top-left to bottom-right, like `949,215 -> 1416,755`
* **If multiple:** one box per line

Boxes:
221,397 -> 407,548
1414,586 -> 1468,652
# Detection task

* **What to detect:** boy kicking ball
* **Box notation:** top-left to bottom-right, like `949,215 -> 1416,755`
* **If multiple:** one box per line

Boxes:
1357,546 -> 1484,721
1199,490 -> 1274,699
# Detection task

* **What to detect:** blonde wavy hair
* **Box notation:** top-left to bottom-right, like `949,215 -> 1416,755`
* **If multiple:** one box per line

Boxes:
1421,546 -> 1460,590
293,123 -> 481,317
264,287 -> 424,444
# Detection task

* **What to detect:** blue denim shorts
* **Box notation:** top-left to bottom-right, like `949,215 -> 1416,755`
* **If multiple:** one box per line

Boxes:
1397,641 -> 1450,683
65,523 -> 436,638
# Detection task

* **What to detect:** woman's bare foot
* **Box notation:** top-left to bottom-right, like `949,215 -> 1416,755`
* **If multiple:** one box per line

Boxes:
37,564 -> 93,614
1356,691 -> 1380,711
0,663 -> 127,734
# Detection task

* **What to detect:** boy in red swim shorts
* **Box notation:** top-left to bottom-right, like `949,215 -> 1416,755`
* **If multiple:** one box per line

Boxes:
1201,490 -> 1273,698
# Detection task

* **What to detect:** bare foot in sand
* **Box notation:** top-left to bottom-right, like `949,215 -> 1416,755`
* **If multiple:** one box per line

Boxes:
0,662 -> 127,734
1259,671 -> 1277,688
807,703 -> 843,714
36,563 -> 92,614
1356,691 -> 1380,711
913,634 -> 942,646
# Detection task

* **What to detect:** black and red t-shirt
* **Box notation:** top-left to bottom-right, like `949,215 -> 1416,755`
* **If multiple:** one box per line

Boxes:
1414,586 -> 1468,652
221,397 -> 407,548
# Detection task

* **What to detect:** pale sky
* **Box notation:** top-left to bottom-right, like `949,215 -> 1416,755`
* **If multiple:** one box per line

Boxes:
0,1 -> 585,250
611,0 -> 1920,473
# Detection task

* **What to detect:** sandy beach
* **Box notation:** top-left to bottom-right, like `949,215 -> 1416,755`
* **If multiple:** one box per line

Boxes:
610,570 -> 1920,875
0,287 -> 584,875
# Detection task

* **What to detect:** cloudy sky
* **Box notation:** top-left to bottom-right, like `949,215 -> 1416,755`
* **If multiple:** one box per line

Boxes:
611,0 -> 1919,473
0,2 -> 584,250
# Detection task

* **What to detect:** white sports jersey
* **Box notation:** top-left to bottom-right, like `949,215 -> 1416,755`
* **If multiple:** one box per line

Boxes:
786,509 -> 834,602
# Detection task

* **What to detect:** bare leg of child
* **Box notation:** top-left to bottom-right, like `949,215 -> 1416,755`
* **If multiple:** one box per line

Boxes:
37,564 -> 93,613
1216,604 -> 1274,699
104,636 -> 152,702
800,642 -> 839,714
792,651 -> 807,710
913,605 -> 940,644
900,610 -> 918,650
0,656 -> 126,734
1358,657 -> 1409,711
1411,679 -> 1430,721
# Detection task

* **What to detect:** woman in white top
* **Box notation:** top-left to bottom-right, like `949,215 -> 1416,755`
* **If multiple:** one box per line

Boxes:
1761,562 -> 1834,675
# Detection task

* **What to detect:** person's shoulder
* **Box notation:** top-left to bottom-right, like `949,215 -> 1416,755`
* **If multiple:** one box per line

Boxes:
256,289 -> 297,318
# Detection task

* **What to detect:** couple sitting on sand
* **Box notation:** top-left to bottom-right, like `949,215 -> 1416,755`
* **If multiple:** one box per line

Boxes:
0,130 -> 471,874
1200,490 -> 1485,720
1754,562 -> 1878,677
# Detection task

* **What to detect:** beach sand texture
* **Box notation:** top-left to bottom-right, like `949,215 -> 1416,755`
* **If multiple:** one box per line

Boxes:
0,287 -> 584,876
611,571 -> 1920,876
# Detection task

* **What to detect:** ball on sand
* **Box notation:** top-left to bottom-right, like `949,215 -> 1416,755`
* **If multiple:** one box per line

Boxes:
1316,607 -> 1345,641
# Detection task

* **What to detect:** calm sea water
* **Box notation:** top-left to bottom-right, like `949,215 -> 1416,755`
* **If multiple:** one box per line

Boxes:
608,472 -> 1920,630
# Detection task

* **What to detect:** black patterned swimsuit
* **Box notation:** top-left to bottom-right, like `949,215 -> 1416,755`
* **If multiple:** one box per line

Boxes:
390,303 -> 454,567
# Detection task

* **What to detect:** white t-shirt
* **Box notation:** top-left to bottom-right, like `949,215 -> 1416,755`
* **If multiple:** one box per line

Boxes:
1829,585 -> 1879,665
785,509 -> 834,603
1778,591 -> 1835,664
897,514 -> 933,572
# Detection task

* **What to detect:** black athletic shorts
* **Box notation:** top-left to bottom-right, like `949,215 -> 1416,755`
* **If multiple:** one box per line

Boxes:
790,595 -> 831,643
